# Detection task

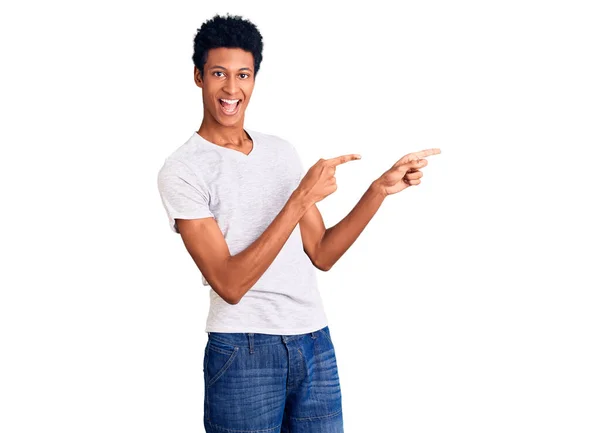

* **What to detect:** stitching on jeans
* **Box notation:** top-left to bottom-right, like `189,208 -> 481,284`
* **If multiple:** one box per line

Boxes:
209,345 -> 236,356
297,348 -> 306,378
204,346 -> 209,371
207,347 -> 239,388
209,335 -> 240,348
204,346 -> 210,421
291,407 -> 343,421
206,419 -> 282,432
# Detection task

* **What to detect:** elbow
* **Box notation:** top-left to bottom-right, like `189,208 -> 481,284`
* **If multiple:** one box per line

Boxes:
217,281 -> 242,305
314,257 -> 333,272
226,286 -> 242,305
210,275 -> 242,305
213,284 -> 241,305
213,259 -> 244,305
311,246 -> 333,272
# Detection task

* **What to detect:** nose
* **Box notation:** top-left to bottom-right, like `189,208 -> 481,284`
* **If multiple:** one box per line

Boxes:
223,75 -> 238,95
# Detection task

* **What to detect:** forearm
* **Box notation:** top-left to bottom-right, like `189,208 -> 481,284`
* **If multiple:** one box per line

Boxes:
317,181 -> 387,271
226,188 -> 311,303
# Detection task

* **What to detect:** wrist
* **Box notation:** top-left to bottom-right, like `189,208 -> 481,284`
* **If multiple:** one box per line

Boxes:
370,179 -> 388,199
290,187 -> 312,213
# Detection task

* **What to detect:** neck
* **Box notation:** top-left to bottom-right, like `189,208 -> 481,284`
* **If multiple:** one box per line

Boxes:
197,115 -> 249,147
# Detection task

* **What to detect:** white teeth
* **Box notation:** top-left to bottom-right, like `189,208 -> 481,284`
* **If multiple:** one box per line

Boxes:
220,99 -> 239,104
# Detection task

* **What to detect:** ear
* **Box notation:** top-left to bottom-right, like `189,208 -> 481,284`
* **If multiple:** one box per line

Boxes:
194,66 -> 203,88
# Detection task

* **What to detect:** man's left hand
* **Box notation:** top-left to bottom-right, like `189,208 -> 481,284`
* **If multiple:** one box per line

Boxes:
374,148 -> 441,196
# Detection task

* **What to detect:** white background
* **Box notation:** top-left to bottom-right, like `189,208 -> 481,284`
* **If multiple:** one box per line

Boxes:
1,0 -> 599,432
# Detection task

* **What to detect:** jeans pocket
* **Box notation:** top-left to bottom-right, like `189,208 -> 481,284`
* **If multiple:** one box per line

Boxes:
205,338 -> 240,388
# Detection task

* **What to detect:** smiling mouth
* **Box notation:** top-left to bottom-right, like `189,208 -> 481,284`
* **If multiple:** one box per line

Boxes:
219,98 -> 241,115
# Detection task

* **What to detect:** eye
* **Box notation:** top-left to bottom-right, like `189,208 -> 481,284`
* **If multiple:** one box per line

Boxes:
239,73 -> 249,79
213,71 -> 225,77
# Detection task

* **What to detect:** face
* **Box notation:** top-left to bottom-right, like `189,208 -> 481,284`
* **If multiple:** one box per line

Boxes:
194,47 -> 255,127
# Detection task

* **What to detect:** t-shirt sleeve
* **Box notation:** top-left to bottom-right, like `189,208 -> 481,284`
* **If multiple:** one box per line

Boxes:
157,159 -> 214,233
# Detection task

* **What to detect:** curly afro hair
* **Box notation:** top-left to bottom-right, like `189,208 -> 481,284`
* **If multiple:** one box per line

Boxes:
192,13 -> 264,80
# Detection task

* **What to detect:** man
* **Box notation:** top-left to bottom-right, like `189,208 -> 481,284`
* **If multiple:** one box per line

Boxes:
157,13 -> 440,433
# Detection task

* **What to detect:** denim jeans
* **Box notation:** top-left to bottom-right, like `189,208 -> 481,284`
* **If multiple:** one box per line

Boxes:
203,325 -> 344,432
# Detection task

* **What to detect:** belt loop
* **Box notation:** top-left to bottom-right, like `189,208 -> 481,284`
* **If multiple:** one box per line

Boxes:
248,333 -> 254,354
310,331 -> 317,339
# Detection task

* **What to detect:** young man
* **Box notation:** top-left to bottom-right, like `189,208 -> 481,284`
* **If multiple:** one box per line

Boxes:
157,13 -> 440,433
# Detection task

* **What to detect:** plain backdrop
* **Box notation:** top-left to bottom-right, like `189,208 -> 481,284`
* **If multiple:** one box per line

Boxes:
1,1 -> 599,432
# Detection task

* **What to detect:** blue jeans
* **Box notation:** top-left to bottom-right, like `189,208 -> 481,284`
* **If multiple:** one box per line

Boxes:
203,326 -> 344,432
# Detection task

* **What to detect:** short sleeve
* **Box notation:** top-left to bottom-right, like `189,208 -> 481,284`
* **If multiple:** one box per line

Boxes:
157,159 -> 214,233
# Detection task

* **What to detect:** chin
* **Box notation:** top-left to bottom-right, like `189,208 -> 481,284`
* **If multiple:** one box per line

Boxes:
216,118 -> 241,128
217,112 -> 244,126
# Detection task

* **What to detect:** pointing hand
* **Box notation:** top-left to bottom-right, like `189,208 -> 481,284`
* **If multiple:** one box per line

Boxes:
375,148 -> 441,196
297,154 -> 362,204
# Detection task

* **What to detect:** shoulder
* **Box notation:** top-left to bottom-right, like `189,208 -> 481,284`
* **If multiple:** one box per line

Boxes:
157,132 -> 216,180
157,135 -> 200,183
157,158 -> 197,195
161,132 -> 202,164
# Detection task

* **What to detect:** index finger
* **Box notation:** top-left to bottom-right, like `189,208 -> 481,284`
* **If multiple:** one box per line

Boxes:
411,148 -> 441,159
325,154 -> 362,166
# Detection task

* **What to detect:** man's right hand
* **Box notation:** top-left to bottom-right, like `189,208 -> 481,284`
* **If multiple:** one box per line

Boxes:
295,154 -> 362,205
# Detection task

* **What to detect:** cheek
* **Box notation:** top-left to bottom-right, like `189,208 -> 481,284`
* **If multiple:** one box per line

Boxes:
243,81 -> 255,94
201,92 -> 212,106
201,88 -> 216,104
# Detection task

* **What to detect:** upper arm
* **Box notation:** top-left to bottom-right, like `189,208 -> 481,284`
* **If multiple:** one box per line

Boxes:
157,159 -> 236,304
299,203 -> 328,271
157,159 -> 214,233
176,217 -> 237,304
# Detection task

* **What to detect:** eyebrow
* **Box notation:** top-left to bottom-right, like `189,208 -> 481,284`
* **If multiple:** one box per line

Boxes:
210,65 -> 253,72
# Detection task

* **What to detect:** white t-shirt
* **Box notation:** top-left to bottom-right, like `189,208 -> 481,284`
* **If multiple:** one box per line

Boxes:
157,129 -> 328,335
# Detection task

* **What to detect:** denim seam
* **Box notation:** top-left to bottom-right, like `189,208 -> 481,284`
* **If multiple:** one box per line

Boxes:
204,346 -> 210,421
291,407 -> 343,421
206,419 -> 282,432
209,345 -> 236,356
209,335 -> 241,348
297,348 -> 306,379
207,347 -> 239,388
210,335 -> 286,348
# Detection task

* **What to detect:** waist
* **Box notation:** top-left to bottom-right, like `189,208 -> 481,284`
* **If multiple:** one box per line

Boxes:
208,325 -> 329,346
